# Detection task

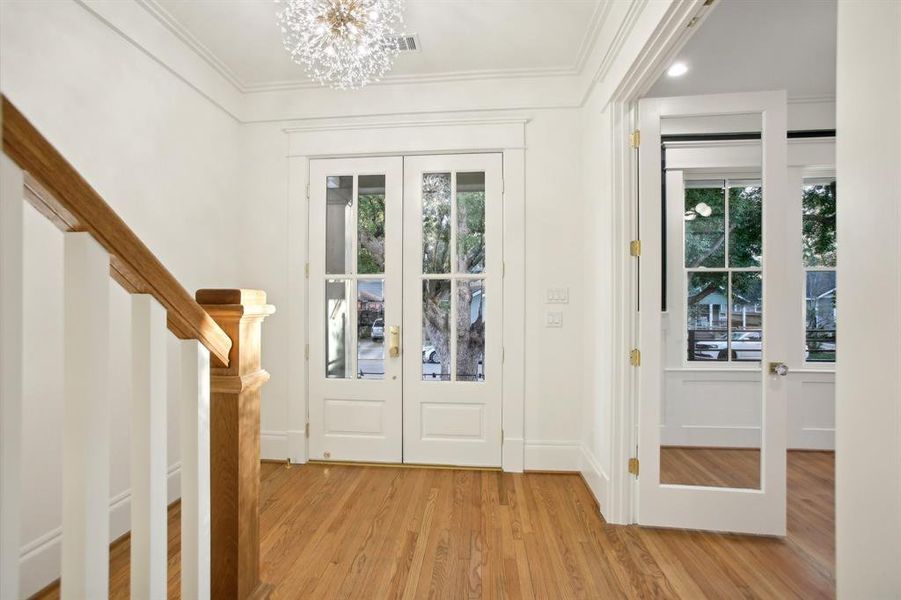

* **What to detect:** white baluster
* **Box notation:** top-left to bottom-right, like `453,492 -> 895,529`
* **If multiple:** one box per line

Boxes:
61,232 -> 110,599
130,295 -> 168,599
0,154 -> 25,600
180,340 -> 210,600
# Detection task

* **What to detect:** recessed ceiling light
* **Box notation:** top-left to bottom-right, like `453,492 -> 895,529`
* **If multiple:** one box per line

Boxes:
667,62 -> 689,77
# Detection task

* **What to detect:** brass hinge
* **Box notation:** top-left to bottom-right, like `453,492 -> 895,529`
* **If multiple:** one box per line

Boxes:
630,129 -> 641,148
305,263 -> 310,278
628,457 -> 640,476
305,343 -> 309,360
501,429 -> 505,443
305,422 -> 310,438
629,348 -> 641,366
629,240 -> 641,257
502,347 -> 505,363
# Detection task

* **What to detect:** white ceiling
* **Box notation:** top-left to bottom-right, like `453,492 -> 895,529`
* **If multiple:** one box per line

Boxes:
143,0 -> 608,91
647,0 -> 836,100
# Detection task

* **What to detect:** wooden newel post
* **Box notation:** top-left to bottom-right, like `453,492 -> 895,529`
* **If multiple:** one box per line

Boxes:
196,289 -> 275,600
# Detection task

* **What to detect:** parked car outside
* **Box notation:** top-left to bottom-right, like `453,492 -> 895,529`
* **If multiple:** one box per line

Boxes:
371,318 -> 384,342
693,330 -> 762,361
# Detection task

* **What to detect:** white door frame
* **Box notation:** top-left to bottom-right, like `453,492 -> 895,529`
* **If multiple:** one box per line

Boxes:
595,0 -> 718,524
284,118 -> 528,472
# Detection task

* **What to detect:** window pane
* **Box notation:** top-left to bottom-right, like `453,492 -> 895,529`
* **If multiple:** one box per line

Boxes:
684,185 -> 726,268
357,175 -> 386,274
456,280 -> 485,382
806,271 -> 837,362
422,173 -> 451,274
730,271 -> 763,362
729,184 -> 762,267
326,279 -> 351,378
456,172 -> 485,273
422,279 -> 450,381
803,182 -> 837,267
357,280 -> 384,379
687,272 -> 728,361
326,176 -> 353,274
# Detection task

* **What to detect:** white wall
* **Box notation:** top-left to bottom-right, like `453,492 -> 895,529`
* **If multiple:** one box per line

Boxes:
579,83 -> 615,506
835,0 -> 901,596
1,1 -> 242,595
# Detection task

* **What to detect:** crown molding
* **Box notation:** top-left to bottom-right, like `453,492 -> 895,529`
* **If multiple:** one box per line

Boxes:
136,0 -> 613,95
282,116 -> 532,134
134,0 -> 247,91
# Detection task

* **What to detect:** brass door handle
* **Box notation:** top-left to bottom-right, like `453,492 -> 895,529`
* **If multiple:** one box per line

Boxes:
388,326 -> 400,358
769,362 -> 789,376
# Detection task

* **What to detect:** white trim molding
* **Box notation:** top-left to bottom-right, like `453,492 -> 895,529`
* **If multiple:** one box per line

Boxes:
524,441 -> 582,472
289,117 -> 527,472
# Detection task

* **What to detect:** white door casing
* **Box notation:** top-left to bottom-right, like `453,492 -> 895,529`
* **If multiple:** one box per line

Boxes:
402,154 -> 504,467
637,91 -> 789,535
308,157 -> 404,462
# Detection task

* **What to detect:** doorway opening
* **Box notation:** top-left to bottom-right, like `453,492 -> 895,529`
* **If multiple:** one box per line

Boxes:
627,0 -> 835,569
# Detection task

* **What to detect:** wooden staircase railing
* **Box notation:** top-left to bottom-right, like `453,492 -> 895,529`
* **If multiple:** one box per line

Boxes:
0,96 -> 272,600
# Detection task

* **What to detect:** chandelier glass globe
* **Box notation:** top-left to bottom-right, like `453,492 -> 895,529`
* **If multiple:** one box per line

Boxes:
276,0 -> 405,90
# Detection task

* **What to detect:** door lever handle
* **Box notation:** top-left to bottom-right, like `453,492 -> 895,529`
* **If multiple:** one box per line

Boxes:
388,326 -> 400,358
768,362 -> 789,376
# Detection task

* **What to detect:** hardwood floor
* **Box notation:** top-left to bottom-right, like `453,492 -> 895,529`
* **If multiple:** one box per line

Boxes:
33,452 -> 834,599
660,447 -> 761,489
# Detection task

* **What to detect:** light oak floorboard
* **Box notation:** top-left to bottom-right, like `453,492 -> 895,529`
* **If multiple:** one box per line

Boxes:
32,451 -> 834,599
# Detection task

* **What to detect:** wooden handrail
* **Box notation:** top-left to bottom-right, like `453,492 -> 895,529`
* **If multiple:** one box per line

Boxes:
1,96 -> 231,366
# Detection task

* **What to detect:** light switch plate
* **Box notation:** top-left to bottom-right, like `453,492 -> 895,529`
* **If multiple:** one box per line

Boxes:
546,287 -> 569,304
545,311 -> 563,328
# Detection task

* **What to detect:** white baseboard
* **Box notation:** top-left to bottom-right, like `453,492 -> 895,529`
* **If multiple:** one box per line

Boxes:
579,446 -> 609,518
524,440 -> 581,471
19,463 -> 181,598
261,430 -> 289,461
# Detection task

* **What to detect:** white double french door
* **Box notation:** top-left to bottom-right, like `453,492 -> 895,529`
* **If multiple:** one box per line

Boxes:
308,154 -> 503,467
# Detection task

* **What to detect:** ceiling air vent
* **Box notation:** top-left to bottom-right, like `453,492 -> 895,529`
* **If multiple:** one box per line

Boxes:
391,34 -> 420,53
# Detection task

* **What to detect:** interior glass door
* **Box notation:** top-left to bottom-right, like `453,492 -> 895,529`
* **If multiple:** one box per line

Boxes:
637,91 -> 790,535
308,157 -> 403,463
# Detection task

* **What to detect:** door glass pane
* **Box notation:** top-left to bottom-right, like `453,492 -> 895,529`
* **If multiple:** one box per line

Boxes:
687,272 -> 728,361
802,182 -> 837,267
422,173 -> 451,274
728,182 -> 762,267
806,271 -> 837,362
358,175 -> 386,274
730,271 -> 762,362
664,113 -> 763,490
422,279 -> 450,381
326,176 -> 353,274
456,172 -> 485,274
357,280 -> 384,379
456,279 -> 485,382
684,183 -> 726,268
326,279 -> 351,379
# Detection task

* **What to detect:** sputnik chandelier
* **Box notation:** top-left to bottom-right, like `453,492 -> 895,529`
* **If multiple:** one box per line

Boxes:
276,0 -> 406,90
